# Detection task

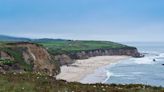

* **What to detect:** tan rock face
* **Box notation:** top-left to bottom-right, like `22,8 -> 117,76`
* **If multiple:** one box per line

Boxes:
0,42 -> 60,76
56,47 -> 142,66
0,51 -> 14,61
55,54 -> 73,65
16,43 -> 59,76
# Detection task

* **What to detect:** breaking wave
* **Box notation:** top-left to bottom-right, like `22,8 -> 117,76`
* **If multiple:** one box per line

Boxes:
102,71 -> 113,83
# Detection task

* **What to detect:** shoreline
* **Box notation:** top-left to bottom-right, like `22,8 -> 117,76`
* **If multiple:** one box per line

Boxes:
56,56 -> 130,83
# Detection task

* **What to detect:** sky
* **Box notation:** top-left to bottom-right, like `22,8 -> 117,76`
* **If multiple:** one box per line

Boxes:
0,0 -> 164,42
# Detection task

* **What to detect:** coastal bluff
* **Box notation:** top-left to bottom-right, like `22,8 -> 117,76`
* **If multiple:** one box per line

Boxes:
0,42 -> 60,76
0,41 -> 142,76
54,47 -> 142,65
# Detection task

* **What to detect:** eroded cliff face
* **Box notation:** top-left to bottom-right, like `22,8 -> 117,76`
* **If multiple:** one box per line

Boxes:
55,47 -> 142,65
55,54 -> 73,65
0,42 -> 60,76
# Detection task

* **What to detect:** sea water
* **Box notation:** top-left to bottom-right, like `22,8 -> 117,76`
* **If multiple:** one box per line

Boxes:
81,42 -> 164,87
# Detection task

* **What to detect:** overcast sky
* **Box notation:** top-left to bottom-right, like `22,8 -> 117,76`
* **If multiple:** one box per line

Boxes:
0,0 -> 164,42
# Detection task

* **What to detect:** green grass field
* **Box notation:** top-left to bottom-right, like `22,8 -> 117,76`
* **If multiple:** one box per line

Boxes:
38,40 -> 130,55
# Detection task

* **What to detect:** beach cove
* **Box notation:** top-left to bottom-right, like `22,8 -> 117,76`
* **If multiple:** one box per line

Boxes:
56,56 -> 130,83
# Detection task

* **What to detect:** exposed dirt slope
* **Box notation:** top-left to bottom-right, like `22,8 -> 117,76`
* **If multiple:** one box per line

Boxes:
0,42 -> 60,76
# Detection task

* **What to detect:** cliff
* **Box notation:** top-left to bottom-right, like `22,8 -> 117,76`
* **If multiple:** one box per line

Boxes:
0,41 -> 142,74
54,47 -> 142,65
37,40 -> 142,65
0,42 -> 60,76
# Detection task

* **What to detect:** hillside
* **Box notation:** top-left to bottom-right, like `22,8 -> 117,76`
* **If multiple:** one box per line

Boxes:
0,42 -> 60,76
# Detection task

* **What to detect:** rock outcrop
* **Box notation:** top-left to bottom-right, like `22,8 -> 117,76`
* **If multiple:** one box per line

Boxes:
0,51 -> 14,61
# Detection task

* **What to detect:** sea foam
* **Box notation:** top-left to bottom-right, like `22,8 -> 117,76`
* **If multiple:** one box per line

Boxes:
102,71 -> 113,83
133,57 -> 155,64
158,53 -> 164,58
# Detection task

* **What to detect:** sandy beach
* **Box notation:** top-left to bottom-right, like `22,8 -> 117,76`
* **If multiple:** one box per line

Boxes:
56,56 -> 130,82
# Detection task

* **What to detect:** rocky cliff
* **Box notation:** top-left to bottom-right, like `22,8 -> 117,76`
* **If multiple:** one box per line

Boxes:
55,47 -> 142,65
0,42 -> 60,76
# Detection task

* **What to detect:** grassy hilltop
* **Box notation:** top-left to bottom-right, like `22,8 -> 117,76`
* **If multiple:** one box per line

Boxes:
0,35 -> 134,55
37,40 -> 132,55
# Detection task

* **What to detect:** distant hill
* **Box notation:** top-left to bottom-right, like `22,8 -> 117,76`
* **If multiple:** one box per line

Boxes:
33,38 -> 66,42
0,35 -> 31,42
0,35 -> 66,42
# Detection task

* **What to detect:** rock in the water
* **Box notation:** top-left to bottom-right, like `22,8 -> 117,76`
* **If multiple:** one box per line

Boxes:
153,59 -> 156,62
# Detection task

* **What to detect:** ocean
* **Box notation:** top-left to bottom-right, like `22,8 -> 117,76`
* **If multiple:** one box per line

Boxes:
81,42 -> 164,87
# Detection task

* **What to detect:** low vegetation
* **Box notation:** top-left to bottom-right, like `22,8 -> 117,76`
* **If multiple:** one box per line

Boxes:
0,72 -> 163,92
0,58 -> 14,66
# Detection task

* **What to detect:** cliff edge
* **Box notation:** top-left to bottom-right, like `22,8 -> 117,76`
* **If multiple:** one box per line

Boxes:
55,47 -> 142,65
